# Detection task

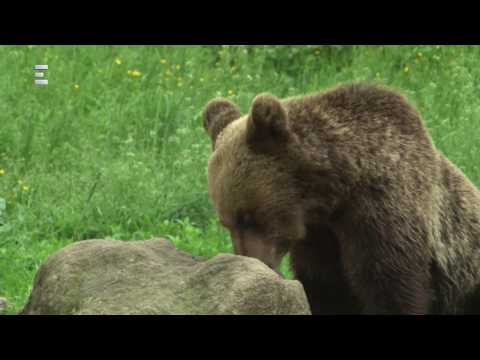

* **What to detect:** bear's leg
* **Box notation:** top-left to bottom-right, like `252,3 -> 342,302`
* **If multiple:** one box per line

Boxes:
290,226 -> 361,314
339,218 -> 433,315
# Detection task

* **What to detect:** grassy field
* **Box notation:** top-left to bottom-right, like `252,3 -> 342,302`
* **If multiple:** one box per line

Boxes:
1,45 -> 480,314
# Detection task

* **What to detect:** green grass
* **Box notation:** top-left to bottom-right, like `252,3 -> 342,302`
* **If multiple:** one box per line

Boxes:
1,45 -> 480,314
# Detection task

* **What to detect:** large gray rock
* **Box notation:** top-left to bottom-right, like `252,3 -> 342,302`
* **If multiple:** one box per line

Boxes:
21,238 -> 311,315
0,297 -> 7,314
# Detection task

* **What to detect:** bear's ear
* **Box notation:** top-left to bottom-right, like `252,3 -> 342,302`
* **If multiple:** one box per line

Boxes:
203,98 -> 241,147
246,93 -> 291,151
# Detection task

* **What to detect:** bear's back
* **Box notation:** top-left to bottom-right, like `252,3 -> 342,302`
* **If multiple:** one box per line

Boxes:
283,83 -> 429,141
282,83 -> 438,186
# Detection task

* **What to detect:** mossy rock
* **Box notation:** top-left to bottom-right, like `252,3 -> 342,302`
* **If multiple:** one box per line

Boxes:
21,238 -> 311,315
0,297 -> 7,314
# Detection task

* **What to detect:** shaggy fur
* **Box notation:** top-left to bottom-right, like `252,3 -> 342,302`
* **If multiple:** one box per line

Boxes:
202,83 -> 480,314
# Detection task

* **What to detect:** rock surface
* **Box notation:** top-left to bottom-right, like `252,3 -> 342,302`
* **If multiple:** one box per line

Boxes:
0,297 -> 7,314
21,238 -> 311,315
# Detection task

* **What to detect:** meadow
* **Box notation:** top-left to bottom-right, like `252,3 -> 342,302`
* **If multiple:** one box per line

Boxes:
1,45 -> 480,314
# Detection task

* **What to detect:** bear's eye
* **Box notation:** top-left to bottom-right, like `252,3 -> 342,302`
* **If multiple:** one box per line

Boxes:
236,211 -> 257,229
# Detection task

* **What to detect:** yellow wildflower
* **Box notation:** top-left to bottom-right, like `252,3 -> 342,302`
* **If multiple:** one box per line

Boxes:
21,185 -> 29,192
160,59 -> 167,64
175,64 -> 181,70
0,169 -> 5,177
128,70 -> 142,77
228,90 -> 235,96
74,84 -> 80,90
115,58 -> 122,65
404,65 -> 410,73
417,52 -> 423,59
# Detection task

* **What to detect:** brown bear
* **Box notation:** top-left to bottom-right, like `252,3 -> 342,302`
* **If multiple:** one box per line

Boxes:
202,83 -> 480,314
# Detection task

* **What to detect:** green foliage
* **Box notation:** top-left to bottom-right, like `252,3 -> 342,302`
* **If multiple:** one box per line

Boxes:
1,45 -> 479,313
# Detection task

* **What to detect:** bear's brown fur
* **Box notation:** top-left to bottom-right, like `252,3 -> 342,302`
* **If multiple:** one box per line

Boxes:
202,83 -> 480,314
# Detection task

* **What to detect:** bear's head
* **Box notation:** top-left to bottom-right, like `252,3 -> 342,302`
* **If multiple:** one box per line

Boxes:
203,94 -> 307,271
